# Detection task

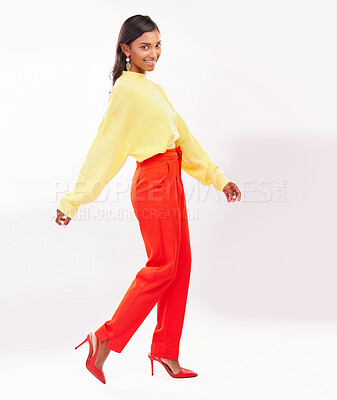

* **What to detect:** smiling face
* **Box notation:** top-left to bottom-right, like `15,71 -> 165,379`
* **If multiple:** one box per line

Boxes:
121,29 -> 161,74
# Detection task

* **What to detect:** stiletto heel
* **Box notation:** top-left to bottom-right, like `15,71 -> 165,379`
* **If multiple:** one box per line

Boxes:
75,337 -> 88,349
75,332 -> 106,384
149,354 -> 154,375
148,353 -> 198,378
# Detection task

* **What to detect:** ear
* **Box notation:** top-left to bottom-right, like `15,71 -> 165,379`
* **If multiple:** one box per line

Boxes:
120,43 -> 130,57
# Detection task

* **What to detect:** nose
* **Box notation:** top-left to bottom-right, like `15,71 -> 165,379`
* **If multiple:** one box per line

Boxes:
149,49 -> 158,59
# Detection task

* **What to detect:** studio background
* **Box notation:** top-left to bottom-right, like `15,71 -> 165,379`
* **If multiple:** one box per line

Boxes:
1,1 -> 336,399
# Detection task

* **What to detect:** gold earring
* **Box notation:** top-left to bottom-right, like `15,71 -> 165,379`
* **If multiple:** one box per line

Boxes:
126,56 -> 131,71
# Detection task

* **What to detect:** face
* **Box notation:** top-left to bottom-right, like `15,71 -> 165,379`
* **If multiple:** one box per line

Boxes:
121,29 -> 161,74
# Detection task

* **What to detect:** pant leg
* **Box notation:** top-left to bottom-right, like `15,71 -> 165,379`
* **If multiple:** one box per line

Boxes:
95,156 -> 182,353
150,174 -> 192,360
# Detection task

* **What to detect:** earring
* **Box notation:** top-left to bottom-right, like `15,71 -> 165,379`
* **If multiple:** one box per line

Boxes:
126,56 -> 131,71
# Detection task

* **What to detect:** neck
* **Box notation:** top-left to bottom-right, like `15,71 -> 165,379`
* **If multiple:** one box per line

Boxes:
120,70 -> 148,82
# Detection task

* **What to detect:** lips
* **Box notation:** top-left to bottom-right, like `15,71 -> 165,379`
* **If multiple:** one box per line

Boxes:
144,60 -> 157,65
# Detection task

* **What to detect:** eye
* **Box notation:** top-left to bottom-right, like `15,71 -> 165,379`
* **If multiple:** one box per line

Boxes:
141,43 -> 161,49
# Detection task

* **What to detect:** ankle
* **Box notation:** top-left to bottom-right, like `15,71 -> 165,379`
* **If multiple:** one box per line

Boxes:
100,339 -> 109,349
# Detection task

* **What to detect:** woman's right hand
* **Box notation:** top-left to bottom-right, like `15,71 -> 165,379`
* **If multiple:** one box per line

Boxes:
55,209 -> 72,226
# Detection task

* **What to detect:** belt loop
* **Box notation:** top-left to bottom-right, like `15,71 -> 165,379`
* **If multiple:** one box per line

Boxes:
177,146 -> 182,161
176,146 -> 182,167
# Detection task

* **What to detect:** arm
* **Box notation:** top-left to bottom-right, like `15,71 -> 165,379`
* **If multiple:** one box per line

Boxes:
156,83 -> 231,191
58,114 -> 129,219
174,110 -> 231,191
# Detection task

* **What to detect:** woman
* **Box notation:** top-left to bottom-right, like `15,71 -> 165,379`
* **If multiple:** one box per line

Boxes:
55,14 -> 241,383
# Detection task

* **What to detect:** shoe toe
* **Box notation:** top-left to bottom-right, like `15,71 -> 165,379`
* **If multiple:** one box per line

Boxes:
181,368 -> 198,377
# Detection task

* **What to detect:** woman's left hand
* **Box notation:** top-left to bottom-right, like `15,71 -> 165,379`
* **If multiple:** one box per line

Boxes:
222,182 -> 241,202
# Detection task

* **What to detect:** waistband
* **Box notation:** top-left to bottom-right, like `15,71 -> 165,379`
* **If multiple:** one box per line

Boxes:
136,146 -> 182,166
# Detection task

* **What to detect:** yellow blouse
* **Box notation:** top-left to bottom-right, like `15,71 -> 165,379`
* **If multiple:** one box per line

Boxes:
58,70 -> 231,218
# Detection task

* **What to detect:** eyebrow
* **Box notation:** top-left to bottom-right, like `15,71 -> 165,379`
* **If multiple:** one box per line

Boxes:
139,41 -> 161,45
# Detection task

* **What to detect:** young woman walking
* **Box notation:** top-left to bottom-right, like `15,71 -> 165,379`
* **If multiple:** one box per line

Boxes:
55,14 -> 241,383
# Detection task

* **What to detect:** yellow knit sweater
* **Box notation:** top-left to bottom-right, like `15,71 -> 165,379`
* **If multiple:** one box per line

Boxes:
57,70 -> 231,218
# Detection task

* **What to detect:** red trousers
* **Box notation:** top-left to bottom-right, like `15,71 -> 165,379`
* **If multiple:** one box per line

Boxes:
95,146 -> 192,359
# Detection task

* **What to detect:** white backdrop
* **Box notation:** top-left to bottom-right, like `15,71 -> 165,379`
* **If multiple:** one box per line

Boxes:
1,1 -> 336,399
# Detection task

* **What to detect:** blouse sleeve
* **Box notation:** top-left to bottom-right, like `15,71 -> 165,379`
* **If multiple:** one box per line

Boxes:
156,84 -> 231,192
174,111 -> 231,191
57,98 -> 130,219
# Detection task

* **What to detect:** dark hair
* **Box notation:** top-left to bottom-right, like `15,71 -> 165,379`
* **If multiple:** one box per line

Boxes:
109,15 -> 160,93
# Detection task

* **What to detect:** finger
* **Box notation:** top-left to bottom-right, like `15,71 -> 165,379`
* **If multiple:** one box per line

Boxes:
229,184 -> 241,202
56,210 -> 65,221
231,188 -> 238,202
230,189 -> 235,201
234,185 -> 241,201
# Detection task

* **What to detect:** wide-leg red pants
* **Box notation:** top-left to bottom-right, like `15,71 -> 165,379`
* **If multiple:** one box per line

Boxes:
95,146 -> 192,359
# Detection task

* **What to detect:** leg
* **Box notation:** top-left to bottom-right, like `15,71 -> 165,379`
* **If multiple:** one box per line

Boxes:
151,177 -> 192,361
95,339 -> 109,370
95,161 -> 182,354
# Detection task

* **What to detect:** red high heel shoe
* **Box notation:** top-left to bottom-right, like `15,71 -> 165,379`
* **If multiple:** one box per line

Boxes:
148,353 -> 198,378
75,332 -> 106,384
